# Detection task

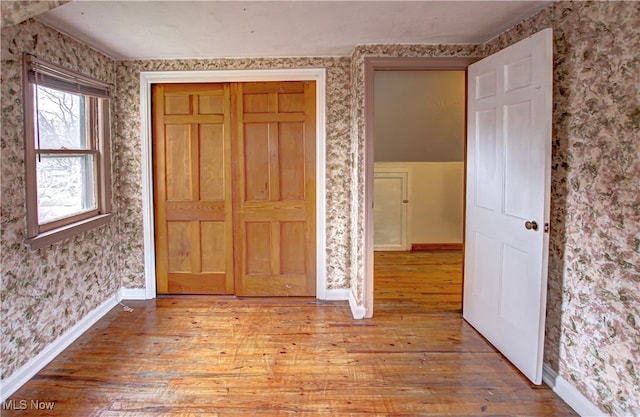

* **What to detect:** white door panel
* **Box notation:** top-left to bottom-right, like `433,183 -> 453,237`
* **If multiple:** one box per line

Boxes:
374,171 -> 408,251
463,28 -> 553,384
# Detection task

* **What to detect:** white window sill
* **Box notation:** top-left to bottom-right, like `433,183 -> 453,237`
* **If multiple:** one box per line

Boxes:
24,213 -> 113,250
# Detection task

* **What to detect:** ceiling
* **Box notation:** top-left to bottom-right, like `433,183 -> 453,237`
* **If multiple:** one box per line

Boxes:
36,1 -> 553,60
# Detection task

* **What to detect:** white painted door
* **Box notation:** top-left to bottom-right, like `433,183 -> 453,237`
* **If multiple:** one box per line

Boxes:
374,171 -> 408,251
463,28 -> 553,384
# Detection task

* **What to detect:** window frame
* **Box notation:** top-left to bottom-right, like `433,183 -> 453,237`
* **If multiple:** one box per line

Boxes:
22,54 -> 113,250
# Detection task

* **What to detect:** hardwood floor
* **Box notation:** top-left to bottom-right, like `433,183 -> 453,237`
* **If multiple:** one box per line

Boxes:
375,251 -> 463,314
4,251 -> 576,416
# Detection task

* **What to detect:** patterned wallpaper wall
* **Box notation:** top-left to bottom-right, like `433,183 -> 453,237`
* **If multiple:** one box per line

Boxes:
113,58 -> 353,291
0,20 -> 119,380
481,2 -> 639,415
0,1 -> 68,28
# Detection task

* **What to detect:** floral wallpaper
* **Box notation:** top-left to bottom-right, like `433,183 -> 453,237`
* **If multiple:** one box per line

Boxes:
481,2 -> 640,415
114,57 -> 353,291
0,20 -> 119,380
0,0 -> 68,28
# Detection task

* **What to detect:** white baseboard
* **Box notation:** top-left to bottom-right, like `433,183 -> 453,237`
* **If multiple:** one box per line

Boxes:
119,288 -> 147,300
348,289 -> 367,319
0,292 -> 120,402
543,363 -> 605,417
323,288 -> 350,301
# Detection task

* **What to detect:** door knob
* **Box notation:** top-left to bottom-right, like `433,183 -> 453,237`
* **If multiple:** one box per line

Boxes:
525,221 -> 539,231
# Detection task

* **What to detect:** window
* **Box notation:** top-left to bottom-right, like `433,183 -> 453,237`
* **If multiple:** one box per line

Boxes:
23,54 -> 112,249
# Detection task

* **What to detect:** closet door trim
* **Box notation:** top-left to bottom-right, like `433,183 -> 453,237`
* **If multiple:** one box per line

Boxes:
139,69 -> 328,300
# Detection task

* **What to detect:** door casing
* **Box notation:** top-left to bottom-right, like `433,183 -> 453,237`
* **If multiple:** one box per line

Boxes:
363,57 -> 479,317
139,69 -> 327,299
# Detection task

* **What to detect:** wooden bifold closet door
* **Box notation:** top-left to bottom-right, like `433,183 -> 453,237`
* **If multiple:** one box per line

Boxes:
153,81 -> 316,297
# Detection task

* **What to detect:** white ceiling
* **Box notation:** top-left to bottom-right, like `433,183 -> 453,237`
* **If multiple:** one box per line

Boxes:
36,1 -> 553,60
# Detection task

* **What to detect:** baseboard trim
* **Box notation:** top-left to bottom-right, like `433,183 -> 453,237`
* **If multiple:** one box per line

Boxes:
124,286 -> 348,302
0,292 -> 120,402
323,288 -> 350,301
348,289 -> 366,319
542,364 -> 605,417
119,288 -> 147,300
411,243 -> 463,252
374,245 -> 405,251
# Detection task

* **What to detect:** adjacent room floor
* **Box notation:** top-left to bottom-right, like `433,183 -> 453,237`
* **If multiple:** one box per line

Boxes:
4,251 -> 576,416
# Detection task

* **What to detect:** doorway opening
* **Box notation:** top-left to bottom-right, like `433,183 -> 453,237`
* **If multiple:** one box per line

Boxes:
364,57 -> 478,317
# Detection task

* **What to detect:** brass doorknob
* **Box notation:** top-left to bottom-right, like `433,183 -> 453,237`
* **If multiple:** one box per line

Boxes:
525,221 -> 539,231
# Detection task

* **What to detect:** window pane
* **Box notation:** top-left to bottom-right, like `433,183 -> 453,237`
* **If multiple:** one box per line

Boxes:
36,86 -> 87,149
37,154 -> 96,224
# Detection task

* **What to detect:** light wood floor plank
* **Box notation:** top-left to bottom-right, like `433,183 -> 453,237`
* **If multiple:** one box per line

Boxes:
3,251 -> 576,416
